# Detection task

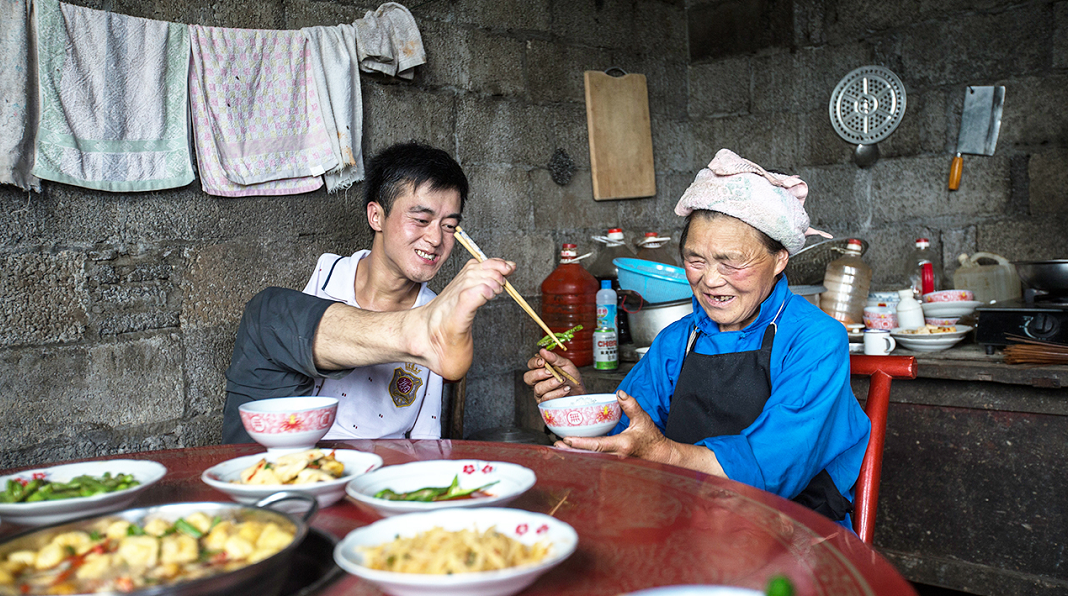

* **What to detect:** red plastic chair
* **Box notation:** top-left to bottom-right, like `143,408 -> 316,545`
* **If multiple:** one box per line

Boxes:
850,354 -> 917,544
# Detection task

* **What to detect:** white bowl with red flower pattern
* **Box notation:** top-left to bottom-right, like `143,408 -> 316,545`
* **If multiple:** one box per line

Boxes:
345,460 -> 537,517
539,393 -> 622,438
238,396 -> 338,453
922,289 -> 975,303
334,507 -> 577,596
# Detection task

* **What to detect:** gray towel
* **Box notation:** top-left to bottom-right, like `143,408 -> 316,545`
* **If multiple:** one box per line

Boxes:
0,0 -> 40,191
354,2 -> 426,80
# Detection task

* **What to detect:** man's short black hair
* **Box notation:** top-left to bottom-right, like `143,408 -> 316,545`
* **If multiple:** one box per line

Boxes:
363,141 -> 468,217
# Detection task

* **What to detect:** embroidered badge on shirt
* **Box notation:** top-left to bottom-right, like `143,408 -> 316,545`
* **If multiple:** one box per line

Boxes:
389,364 -> 424,408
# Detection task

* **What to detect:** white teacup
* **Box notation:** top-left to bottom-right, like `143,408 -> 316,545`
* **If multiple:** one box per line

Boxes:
863,329 -> 896,355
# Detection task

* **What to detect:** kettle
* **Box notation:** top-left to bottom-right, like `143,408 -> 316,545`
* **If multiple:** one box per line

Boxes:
953,252 -> 1022,304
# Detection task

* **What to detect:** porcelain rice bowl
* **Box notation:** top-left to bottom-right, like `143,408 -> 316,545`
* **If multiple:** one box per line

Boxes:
538,393 -> 621,438
922,289 -> 975,303
238,396 -> 339,452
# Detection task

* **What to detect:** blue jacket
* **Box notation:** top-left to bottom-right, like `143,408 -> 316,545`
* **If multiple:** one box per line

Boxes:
613,276 -> 871,505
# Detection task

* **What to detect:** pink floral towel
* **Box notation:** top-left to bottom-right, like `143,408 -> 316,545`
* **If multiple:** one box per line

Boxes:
188,25 -> 338,196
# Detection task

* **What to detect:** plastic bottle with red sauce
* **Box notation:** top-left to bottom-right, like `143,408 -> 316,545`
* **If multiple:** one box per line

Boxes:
541,243 -> 598,367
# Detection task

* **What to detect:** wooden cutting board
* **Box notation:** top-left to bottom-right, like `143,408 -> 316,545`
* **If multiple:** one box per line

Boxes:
584,70 -> 656,201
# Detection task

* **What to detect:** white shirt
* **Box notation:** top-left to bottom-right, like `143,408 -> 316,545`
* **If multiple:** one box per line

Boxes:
302,250 -> 443,440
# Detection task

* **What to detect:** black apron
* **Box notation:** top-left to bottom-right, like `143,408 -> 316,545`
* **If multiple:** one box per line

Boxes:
664,299 -> 853,522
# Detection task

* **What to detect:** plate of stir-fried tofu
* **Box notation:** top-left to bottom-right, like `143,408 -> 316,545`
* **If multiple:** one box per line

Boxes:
202,449 -> 383,508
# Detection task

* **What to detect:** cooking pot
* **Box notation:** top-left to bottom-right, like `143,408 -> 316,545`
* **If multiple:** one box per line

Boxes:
625,297 -> 693,347
0,492 -> 317,596
1013,260 -> 1068,295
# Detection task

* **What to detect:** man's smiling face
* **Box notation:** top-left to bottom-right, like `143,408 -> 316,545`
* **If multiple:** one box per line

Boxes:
681,213 -> 788,332
370,182 -> 462,284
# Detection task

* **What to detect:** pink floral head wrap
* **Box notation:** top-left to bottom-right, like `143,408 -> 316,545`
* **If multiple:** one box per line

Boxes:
674,149 -> 832,255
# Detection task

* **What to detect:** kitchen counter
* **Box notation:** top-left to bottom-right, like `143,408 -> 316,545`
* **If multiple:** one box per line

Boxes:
512,342 -> 1068,595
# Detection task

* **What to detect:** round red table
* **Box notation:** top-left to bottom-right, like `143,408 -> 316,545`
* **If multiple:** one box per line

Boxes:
0,440 -> 916,596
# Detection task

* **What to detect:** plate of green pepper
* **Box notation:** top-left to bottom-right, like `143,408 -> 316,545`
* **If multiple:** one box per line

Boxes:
346,460 -> 536,517
0,459 -> 166,526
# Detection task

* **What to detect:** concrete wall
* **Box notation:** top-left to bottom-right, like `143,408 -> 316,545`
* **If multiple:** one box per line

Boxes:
1,0 -> 1065,467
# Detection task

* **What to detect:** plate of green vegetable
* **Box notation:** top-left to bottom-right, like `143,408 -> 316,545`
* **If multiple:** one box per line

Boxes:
346,460 -> 536,517
0,459 -> 166,526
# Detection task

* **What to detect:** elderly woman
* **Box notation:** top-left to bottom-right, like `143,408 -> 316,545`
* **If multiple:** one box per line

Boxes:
525,149 -> 871,525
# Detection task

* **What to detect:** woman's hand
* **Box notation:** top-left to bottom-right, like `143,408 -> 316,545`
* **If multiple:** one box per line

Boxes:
523,348 -> 585,403
561,390 -> 727,478
559,390 -> 669,458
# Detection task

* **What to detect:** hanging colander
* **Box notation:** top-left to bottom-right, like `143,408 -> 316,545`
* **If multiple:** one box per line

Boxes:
828,66 -> 907,167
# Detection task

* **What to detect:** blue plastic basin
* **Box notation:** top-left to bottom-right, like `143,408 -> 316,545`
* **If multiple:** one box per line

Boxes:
613,258 -> 693,304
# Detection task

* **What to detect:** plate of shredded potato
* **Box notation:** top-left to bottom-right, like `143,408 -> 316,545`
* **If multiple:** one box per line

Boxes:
202,449 -> 383,508
333,507 -> 577,596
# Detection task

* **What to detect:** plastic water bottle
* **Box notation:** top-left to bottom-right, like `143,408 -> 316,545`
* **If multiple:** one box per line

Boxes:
541,243 -> 598,367
595,280 -> 618,370
820,239 -> 872,327
588,228 -> 634,345
903,238 -> 942,299
635,232 -> 679,266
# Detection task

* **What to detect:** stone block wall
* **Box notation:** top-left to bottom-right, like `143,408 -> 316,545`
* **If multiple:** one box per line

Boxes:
1,0 -> 1065,467
687,0 -> 1068,289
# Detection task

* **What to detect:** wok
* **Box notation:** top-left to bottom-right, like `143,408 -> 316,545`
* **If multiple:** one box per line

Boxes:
0,492 -> 317,596
1013,260 -> 1068,294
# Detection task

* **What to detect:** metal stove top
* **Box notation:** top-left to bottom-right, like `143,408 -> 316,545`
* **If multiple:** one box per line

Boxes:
976,294 -> 1068,348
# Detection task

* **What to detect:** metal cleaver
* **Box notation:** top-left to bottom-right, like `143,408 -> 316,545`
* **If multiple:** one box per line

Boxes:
948,86 -> 1005,191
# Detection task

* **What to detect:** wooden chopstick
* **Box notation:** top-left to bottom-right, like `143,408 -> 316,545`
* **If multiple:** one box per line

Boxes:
453,227 -> 567,351
546,362 -> 580,385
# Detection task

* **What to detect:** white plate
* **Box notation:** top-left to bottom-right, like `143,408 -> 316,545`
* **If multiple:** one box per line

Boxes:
0,460 -> 166,526
921,300 -> 982,318
891,325 -> 972,352
346,460 -> 536,517
333,507 -> 577,596
202,449 -> 383,508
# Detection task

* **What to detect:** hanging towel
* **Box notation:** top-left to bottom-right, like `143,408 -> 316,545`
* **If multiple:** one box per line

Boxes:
354,2 -> 426,80
0,0 -> 40,191
188,25 -> 337,196
32,0 -> 194,192
302,24 -> 364,193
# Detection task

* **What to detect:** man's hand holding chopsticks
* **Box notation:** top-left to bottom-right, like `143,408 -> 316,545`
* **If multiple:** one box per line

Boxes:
524,348 -> 586,403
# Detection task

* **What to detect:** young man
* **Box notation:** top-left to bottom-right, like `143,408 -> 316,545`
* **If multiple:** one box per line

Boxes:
222,142 -> 500,444
301,141 -> 466,440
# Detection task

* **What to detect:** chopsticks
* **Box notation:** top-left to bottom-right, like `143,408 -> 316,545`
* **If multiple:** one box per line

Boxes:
454,227 -> 565,350
453,227 -> 580,386
1003,335 -> 1068,365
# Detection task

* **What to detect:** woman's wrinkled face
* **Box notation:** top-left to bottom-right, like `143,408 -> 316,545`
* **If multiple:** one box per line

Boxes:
681,215 -> 788,332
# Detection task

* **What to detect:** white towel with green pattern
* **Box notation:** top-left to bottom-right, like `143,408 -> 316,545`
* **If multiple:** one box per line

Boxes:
33,0 -> 194,192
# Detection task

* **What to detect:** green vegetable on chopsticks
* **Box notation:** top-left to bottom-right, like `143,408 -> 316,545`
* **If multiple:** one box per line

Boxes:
0,472 -> 139,503
537,325 -> 582,351
373,475 -> 499,502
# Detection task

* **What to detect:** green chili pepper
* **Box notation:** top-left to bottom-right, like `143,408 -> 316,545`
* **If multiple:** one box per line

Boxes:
373,475 -> 499,502
174,518 -> 204,538
537,325 -> 583,350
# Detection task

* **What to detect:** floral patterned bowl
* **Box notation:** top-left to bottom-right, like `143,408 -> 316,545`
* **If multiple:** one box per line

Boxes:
539,393 -> 621,438
922,289 -> 975,303
239,396 -> 338,453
